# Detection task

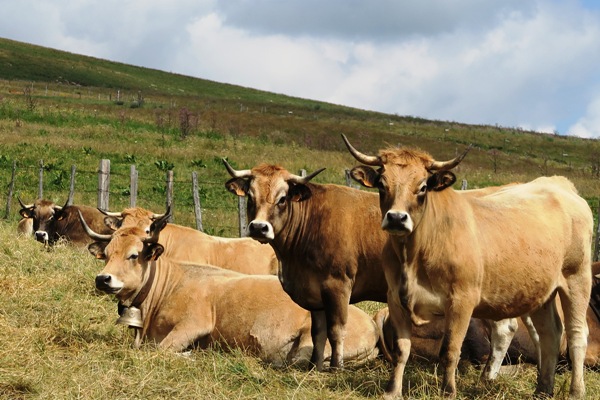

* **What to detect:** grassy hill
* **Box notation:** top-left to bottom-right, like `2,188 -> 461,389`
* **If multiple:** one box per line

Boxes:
0,36 -> 599,236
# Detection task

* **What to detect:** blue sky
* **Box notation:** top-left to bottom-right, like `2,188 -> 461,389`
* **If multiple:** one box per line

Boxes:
1,0 -> 600,138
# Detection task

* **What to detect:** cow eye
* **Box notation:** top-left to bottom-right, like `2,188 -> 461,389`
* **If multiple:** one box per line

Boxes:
128,253 -> 138,260
417,183 -> 427,196
277,196 -> 286,206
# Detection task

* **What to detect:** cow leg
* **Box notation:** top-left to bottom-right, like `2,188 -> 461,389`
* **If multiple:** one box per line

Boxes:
529,299 -> 562,398
480,318 -> 518,380
159,325 -> 210,352
322,288 -> 349,370
439,297 -> 477,398
559,278 -> 591,399
520,314 -> 541,371
310,310 -> 328,371
383,301 -> 411,400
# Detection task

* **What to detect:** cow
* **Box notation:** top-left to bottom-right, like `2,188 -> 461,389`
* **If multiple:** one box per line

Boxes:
97,207 -> 278,275
223,160 -> 389,371
80,212 -> 380,367
342,134 -> 593,399
222,159 -> 536,374
18,197 -> 113,247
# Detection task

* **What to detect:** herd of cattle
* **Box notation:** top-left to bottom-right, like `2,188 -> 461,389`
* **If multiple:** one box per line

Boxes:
14,135 -> 600,399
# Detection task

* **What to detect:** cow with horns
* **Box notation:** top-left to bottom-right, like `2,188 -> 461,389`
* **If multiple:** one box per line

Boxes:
18,197 -> 113,247
79,211 -> 381,366
342,134 -> 593,399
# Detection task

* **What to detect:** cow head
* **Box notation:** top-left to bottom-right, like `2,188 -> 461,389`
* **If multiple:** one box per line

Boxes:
80,210 -> 168,304
99,207 -> 169,235
223,159 -> 325,243
18,197 -> 64,245
342,134 -> 470,237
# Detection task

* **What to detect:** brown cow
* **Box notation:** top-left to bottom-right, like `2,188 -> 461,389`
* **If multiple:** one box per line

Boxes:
82,213 -> 380,367
343,135 -> 593,399
222,160 -> 534,373
98,207 -> 278,275
18,197 -> 112,247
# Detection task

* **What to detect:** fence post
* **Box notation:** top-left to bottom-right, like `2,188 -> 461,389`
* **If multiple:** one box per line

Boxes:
192,171 -> 203,232
38,159 -> 44,199
4,160 -> 16,219
67,165 -> 76,205
238,197 -> 248,237
461,179 -> 468,190
130,165 -> 138,207
98,159 -> 110,210
166,170 -> 174,222
595,198 -> 600,262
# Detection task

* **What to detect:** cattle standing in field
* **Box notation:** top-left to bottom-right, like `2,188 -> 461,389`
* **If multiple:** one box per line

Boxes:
343,134 -> 593,399
223,160 -> 389,371
81,212 -> 380,366
18,197 -> 112,247
98,207 -> 278,275
222,160 -> 540,374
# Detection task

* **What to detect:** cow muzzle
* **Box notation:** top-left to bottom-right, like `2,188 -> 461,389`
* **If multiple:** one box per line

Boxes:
248,220 -> 275,242
382,210 -> 413,235
95,274 -> 123,294
35,230 -> 49,244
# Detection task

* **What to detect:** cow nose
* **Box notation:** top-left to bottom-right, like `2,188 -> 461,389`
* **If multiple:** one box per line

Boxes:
95,274 -> 112,290
35,231 -> 48,242
248,220 -> 274,241
382,210 -> 413,233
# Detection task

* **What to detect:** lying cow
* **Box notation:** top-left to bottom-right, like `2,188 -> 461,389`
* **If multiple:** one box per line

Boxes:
80,212 -> 380,367
17,216 -> 33,236
98,207 -> 278,275
18,197 -> 112,247
343,135 -> 593,399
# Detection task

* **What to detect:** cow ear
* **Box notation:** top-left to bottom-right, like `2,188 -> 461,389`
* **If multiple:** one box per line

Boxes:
20,208 -> 33,218
143,243 -> 164,261
104,216 -> 122,231
288,183 -> 312,202
427,171 -> 456,191
225,178 -> 249,197
350,166 -> 379,188
88,242 -> 107,260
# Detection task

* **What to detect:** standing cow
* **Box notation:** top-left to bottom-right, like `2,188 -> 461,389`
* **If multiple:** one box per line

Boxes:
343,134 -> 593,399
18,197 -> 112,247
81,212 -> 380,367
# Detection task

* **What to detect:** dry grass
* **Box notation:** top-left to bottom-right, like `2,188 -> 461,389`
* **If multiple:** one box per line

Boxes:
1,221 -> 599,399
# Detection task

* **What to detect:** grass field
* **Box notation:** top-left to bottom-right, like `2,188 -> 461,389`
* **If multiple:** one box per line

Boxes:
1,221 -> 598,400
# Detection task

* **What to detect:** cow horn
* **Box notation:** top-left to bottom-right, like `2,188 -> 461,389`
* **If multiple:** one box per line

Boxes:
78,210 -> 112,241
287,167 -> 326,185
428,145 -> 472,171
97,208 -> 123,218
222,158 -> 252,178
144,207 -> 171,244
17,197 -> 33,209
341,134 -> 382,166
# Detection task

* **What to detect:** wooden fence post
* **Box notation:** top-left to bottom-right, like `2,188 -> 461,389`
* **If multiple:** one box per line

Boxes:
38,160 -> 44,199
166,170 -> 174,222
4,160 -> 16,219
461,179 -> 468,190
67,165 -> 76,205
98,159 -> 110,210
192,171 -> 203,232
238,197 -> 248,237
130,165 -> 138,207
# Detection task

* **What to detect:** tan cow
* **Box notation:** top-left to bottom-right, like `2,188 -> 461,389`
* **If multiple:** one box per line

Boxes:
223,159 -> 541,375
98,207 -> 278,275
82,213 -> 379,367
343,135 -> 593,399
18,197 -> 113,247
17,217 -> 33,236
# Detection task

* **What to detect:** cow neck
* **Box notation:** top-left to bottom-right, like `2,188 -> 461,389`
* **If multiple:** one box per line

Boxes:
275,200 -> 312,256
129,261 -> 157,308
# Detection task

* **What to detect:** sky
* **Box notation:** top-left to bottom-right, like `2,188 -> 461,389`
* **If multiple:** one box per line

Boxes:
2,0 -> 600,139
